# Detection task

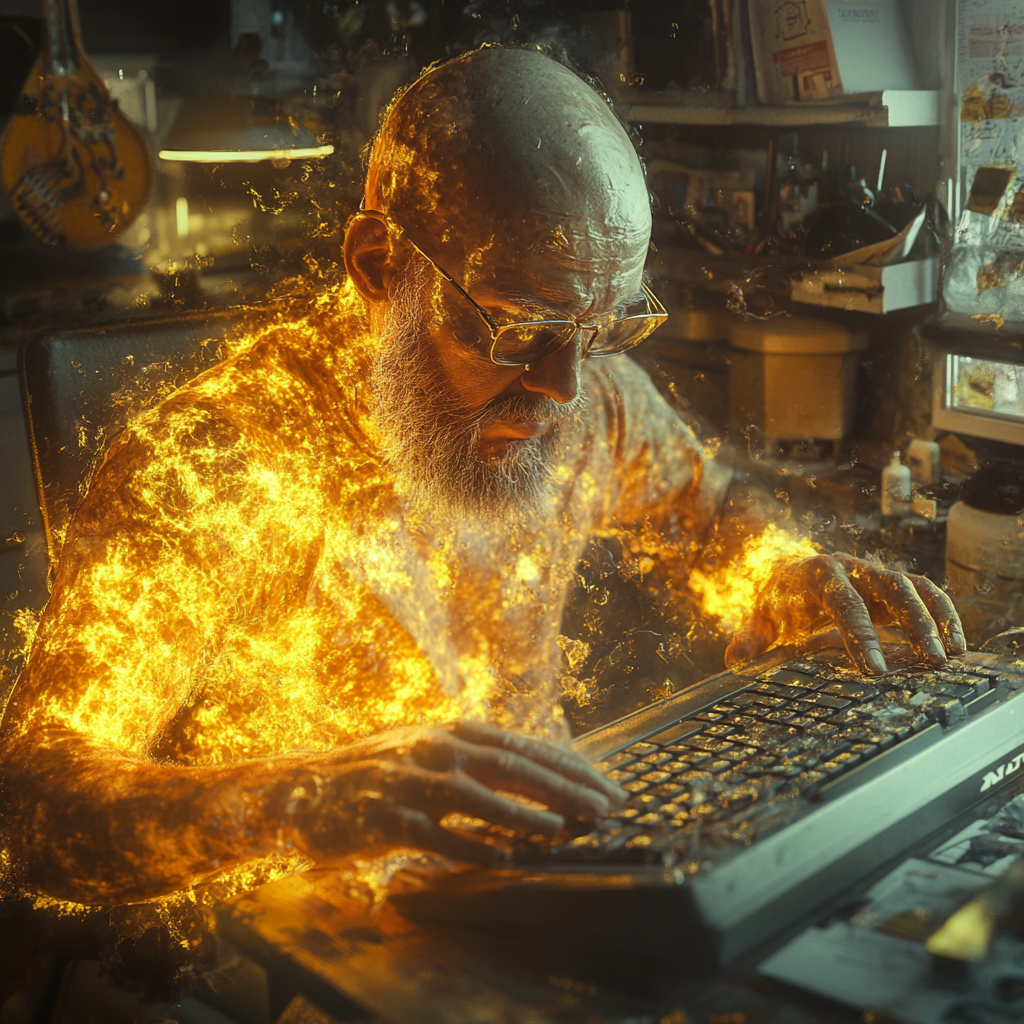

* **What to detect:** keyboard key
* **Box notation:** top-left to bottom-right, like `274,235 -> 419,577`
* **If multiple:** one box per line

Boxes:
826,711 -> 862,727
641,770 -> 673,785
623,780 -> 649,794
632,793 -> 663,811
664,760 -> 694,774
940,671 -> 990,699
767,666 -> 821,685
729,715 -> 763,728
667,748 -> 711,765
732,692 -> 790,709
634,812 -> 664,827
820,752 -> 861,778
719,782 -> 761,807
651,783 -> 686,800
609,806 -> 641,820
623,831 -> 654,850
801,721 -> 840,738
605,769 -> 637,784
702,724 -> 736,737
695,711 -> 726,722
796,769 -> 828,791
707,760 -> 733,774
821,682 -> 879,702
756,682 -> 808,700
778,660 -> 821,677
594,751 -> 637,772
790,752 -> 822,770
787,715 -> 819,729
735,754 -> 779,774
768,707 -> 802,721
820,740 -> 852,761
848,730 -> 895,751
718,770 -> 749,786
730,723 -> 800,748
937,700 -> 968,727
640,751 -> 674,767
808,693 -> 853,711
676,770 -> 715,786
718,746 -> 760,763
778,700 -> 811,716
625,741 -> 658,756
678,736 -> 735,754
850,742 -> 879,759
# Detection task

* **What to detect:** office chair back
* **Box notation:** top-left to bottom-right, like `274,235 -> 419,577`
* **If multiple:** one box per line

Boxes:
20,309 -> 248,566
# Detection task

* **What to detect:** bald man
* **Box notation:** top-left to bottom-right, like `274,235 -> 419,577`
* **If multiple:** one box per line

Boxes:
1,48 -> 963,905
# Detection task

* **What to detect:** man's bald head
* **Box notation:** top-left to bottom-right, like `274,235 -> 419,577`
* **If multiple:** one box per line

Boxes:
352,47 -> 656,524
365,46 -> 651,292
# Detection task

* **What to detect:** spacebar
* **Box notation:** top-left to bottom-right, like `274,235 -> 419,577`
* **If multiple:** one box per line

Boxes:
814,724 -> 942,802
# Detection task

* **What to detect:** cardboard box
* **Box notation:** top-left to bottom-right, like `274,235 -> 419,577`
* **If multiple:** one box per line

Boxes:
749,0 -> 918,104
749,0 -> 843,102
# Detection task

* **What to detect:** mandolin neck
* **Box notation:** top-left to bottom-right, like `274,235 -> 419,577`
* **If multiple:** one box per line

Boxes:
42,0 -> 84,77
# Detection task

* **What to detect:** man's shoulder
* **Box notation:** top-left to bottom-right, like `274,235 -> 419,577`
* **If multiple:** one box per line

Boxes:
76,323 -> 371,530
143,321 -> 367,452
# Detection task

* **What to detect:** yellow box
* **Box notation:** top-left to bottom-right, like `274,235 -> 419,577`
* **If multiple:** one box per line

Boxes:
729,316 -> 868,444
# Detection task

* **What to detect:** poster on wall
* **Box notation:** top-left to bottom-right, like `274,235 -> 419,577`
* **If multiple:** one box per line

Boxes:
944,0 -> 1024,320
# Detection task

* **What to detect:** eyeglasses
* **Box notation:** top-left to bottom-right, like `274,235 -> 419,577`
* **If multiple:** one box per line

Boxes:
363,209 -> 668,367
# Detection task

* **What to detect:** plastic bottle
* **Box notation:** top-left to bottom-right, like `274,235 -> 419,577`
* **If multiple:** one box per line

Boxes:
881,453 -> 912,517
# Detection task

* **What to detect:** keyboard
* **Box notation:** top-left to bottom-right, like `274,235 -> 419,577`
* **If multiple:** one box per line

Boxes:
390,642 -> 1024,972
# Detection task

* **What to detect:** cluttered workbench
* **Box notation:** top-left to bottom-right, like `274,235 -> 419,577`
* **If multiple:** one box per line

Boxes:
214,635 -> 1024,1024
218,767 -> 1024,1024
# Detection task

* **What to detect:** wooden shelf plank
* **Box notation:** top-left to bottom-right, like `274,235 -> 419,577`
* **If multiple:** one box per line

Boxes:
621,90 -> 940,129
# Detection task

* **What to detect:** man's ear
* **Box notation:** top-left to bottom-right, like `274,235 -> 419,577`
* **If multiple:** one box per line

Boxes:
344,214 -> 394,304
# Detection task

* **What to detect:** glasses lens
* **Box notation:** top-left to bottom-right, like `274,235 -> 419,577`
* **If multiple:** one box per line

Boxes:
589,315 -> 666,356
490,322 -> 577,366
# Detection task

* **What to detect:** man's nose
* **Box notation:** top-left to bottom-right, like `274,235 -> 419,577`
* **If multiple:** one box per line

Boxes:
519,334 -> 582,404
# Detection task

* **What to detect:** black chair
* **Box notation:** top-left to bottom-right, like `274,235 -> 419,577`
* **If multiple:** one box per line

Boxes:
20,309 -> 247,567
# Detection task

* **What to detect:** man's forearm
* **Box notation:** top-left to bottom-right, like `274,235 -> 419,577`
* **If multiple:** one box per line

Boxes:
700,471 -> 792,569
1,732 -> 309,905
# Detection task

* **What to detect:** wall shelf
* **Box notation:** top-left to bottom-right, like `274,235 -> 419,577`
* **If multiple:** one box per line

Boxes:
621,90 -> 940,129
650,246 -> 937,316
791,257 -> 939,315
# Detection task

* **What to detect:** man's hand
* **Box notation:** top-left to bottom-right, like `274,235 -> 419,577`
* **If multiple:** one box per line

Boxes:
285,721 -> 627,865
724,553 -> 966,676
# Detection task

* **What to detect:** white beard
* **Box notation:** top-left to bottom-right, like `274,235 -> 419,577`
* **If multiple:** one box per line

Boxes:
369,262 -> 588,527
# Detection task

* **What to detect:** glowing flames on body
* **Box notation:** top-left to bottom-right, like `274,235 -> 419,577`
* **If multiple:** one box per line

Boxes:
0,272 -> 728,911
690,523 -> 819,633
0,45 -> 966,972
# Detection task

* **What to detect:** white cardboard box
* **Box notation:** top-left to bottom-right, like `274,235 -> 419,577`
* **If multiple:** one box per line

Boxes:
791,257 -> 938,314
749,0 -> 918,104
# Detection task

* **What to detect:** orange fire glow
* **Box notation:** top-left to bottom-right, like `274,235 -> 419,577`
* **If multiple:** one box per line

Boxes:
689,523 -> 818,633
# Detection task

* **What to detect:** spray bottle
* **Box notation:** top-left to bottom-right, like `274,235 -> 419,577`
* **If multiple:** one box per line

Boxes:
881,452 -> 912,517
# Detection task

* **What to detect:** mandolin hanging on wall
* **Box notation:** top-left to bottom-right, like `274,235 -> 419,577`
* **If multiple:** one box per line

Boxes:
0,0 -> 153,249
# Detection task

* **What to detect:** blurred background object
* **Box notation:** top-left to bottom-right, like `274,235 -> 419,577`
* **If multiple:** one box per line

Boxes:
0,0 -> 153,248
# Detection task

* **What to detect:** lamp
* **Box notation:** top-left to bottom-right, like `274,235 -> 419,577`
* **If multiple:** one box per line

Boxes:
158,94 -> 333,165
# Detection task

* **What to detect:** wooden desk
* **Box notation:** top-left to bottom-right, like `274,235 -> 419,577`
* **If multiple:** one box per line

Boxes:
219,868 -> 858,1024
